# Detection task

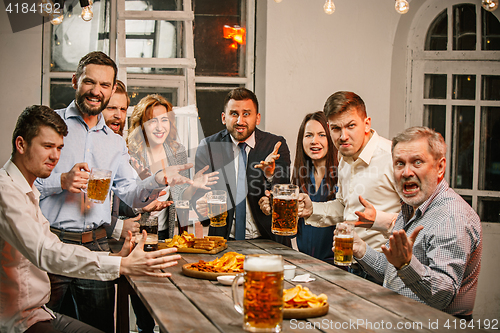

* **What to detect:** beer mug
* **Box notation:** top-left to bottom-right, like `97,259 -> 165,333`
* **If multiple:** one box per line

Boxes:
232,254 -> 284,332
175,200 -> 190,228
83,168 -> 112,204
271,184 -> 299,236
334,221 -> 355,266
136,214 -> 159,252
207,190 -> 228,227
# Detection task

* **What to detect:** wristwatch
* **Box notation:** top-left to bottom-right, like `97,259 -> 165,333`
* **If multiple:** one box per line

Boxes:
397,260 -> 411,270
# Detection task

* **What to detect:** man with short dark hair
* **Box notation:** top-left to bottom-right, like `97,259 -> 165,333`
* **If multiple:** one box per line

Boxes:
0,105 -> 181,333
193,87 -> 291,245
351,126 -> 482,319
35,51 -> 192,331
299,91 -> 400,279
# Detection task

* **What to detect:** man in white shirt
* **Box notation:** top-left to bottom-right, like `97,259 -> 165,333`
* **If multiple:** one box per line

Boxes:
299,91 -> 401,280
0,105 -> 181,333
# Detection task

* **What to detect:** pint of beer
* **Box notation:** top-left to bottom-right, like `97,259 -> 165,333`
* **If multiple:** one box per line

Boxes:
271,184 -> 299,236
232,254 -> 284,332
207,190 -> 228,227
175,200 -> 190,228
85,168 -> 112,204
334,221 -> 355,266
136,215 -> 159,252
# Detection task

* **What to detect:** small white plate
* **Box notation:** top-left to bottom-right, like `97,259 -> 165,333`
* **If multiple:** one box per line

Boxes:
217,275 -> 242,286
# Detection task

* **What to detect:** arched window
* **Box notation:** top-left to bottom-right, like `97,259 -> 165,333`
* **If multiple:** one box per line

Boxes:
408,1 -> 500,222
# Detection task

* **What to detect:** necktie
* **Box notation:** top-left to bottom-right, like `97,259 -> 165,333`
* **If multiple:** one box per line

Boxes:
235,142 -> 247,240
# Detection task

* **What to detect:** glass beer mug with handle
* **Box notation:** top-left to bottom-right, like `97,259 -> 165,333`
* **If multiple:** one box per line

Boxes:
271,184 -> 299,236
232,254 -> 284,332
334,221 -> 355,266
81,168 -> 112,204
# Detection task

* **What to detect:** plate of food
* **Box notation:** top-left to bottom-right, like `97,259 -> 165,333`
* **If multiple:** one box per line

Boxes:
159,232 -> 228,254
182,252 -> 245,280
283,285 -> 329,319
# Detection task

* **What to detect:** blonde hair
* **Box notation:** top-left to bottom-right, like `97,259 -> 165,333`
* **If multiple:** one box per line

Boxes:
127,94 -> 179,154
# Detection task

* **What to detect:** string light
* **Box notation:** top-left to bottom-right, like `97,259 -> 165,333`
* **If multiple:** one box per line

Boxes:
323,0 -> 335,15
482,0 -> 499,11
274,0 -> 283,3
395,0 -> 409,14
80,0 -> 93,21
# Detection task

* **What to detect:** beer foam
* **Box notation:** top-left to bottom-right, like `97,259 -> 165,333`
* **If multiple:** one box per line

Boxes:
335,234 -> 354,239
273,195 -> 297,200
244,255 -> 283,272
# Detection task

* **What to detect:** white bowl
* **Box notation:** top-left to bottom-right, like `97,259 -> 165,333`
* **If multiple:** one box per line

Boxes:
217,275 -> 243,286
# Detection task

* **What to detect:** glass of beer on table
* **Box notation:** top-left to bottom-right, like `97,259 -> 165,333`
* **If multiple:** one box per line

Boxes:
175,200 -> 190,228
232,254 -> 284,332
136,214 -> 159,251
83,168 -> 112,204
271,184 -> 299,236
207,190 -> 228,227
334,221 -> 355,266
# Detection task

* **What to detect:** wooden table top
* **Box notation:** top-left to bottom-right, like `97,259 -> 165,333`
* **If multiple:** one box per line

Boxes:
119,239 -> 481,333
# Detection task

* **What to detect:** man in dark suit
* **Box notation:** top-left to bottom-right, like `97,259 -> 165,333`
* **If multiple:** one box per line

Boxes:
193,88 -> 291,246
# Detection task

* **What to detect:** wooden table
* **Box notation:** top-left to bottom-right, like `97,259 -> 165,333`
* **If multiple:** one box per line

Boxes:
117,239 -> 482,333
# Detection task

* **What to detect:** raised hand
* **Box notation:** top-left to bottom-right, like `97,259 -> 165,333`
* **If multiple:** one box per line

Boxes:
254,141 -> 281,178
155,163 -> 194,186
354,196 -> 376,228
120,215 -> 141,239
381,226 -> 424,270
192,165 -> 219,190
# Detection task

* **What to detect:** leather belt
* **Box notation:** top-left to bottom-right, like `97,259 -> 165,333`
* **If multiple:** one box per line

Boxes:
50,226 -> 107,244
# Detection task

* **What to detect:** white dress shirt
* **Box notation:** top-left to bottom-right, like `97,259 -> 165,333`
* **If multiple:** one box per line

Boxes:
228,132 -> 261,239
305,130 -> 400,252
0,160 -> 121,333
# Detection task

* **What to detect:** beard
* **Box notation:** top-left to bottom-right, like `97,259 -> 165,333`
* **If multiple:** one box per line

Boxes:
75,90 -> 109,116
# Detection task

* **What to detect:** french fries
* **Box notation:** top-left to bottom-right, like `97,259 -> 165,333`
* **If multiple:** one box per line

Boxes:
283,285 -> 328,308
189,252 -> 245,273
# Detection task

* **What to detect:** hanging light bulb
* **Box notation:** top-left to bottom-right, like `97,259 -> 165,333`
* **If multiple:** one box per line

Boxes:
80,0 -> 93,21
395,0 -> 409,14
274,0 -> 283,3
323,0 -> 335,15
482,0 -> 499,11
50,12 -> 64,25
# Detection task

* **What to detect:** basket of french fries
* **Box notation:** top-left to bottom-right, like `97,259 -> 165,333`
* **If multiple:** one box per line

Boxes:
182,252 -> 245,280
283,285 -> 329,319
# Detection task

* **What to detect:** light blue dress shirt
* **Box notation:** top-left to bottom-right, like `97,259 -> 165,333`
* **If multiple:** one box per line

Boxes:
35,101 -> 163,232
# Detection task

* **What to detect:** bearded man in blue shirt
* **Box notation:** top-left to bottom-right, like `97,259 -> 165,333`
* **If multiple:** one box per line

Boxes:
35,51 -> 193,332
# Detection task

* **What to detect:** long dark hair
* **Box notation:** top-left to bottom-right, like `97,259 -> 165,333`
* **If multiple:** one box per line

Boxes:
291,111 -> 338,200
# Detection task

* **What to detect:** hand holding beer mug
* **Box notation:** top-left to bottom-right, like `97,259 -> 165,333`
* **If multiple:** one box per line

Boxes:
271,184 -> 299,236
334,221 -> 355,266
207,190 -> 228,227
82,168 -> 112,204
232,254 -> 284,332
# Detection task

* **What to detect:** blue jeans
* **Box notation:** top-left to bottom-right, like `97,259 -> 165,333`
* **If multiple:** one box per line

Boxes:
47,237 -> 115,333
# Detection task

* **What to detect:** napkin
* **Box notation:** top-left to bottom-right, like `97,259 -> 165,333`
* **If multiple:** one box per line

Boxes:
291,273 -> 315,283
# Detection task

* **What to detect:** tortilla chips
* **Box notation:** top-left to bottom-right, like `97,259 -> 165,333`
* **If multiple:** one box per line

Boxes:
188,252 -> 245,273
283,285 -> 328,308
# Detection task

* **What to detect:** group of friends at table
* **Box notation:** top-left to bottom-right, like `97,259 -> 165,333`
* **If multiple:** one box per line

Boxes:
0,51 -> 482,333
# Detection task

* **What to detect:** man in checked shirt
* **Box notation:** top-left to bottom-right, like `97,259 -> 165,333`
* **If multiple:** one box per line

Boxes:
349,126 -> 482,320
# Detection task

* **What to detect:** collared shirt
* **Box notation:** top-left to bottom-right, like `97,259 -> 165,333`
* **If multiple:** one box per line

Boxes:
357,180 -> 482,316
0,160 -> 121,333
305,130 -> 400,251
228,132 -> 261,239
35,101 -> 163,232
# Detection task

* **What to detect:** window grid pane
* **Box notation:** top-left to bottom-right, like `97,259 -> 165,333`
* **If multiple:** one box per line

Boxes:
478,197 -> 500,222
451,106 -> 475,189
479,106 -> 500,191
453,75 -> 476,100
482,75 -> 500,100
425,9 -> 448,51
124,0 -> 183,11
453,4 -> 476,51
424,74 -> 447,99
424,105 -> 447,141
482,8 -> 500,50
